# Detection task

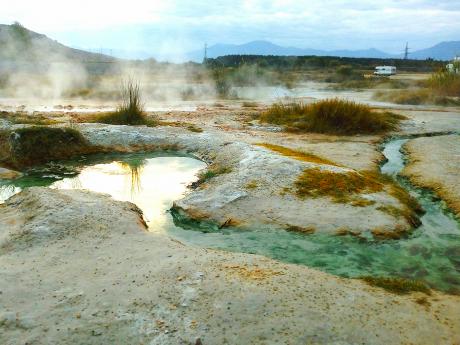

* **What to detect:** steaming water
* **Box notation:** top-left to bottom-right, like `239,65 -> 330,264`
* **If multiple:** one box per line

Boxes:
0,142 -> 459,293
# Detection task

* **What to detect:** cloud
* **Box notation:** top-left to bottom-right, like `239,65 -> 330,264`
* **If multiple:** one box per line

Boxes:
1,0 -> 459,55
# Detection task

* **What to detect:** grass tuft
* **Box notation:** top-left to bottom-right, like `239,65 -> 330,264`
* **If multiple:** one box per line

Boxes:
361,276 -> 431,295
260,99 -> 405,135
92,79 -> 157,126
256,143 -> 337,165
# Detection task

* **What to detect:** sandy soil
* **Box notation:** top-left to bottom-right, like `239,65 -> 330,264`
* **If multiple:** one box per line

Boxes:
1,188 -> 459,345
403,134 -> 460,216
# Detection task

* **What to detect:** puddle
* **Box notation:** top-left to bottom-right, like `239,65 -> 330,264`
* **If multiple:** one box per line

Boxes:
1,142 -> 459,293
0,152 -> 206,231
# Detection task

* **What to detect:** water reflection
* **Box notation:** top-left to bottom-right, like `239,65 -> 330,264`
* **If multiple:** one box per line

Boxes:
119,158 -> 146,195
50,156 -> 206,229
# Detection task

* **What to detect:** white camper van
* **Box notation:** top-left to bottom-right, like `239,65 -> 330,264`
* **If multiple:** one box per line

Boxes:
374,66 -> 397,76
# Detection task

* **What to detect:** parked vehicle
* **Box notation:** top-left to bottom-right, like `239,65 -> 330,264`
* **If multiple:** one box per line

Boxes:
374,66 -> 397,76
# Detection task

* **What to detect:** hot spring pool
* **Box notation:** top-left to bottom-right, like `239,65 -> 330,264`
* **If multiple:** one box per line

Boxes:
1,142 -> 459,293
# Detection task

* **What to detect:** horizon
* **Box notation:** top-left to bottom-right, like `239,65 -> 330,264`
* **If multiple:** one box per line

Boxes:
1,0 -> 459,61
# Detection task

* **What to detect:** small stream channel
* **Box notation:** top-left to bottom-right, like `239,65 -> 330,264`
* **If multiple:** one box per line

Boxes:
1,138 -> 459,293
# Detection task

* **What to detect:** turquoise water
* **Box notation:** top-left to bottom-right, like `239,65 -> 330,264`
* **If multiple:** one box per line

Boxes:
1,142 -> 459,293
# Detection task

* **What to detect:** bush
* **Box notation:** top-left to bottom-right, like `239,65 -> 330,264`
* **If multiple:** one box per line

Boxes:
373,68 -> 460,105
427,69 -> 460,97
260,99 -> 405,135
93,79 -> 156,126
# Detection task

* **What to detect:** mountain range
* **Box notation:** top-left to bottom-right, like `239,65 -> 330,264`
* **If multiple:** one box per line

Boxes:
1,23 -> 459,64
187,40 -> 460,62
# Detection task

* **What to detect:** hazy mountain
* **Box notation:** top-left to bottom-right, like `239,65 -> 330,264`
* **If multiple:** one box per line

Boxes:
187,40 -> 460,62
1,23 -> 457,64
0,23 -> 115,69
409,41 -> 460,60
187,40 -> 393,61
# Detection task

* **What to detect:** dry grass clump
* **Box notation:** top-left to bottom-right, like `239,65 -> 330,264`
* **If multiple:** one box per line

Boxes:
260,99 -> 405,135
92,79 -> 157,126
428,69 -> 460,97
361,276 -> 431,295
374,89 -> 460,106
374,68 -> 460,105
256,143 -> 337,165
295,168 -> 383,201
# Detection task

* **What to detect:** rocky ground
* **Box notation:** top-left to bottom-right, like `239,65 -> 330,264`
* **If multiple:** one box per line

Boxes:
1,188 -> 459,345
403,134 -> 460,216
1,97 -> 460,344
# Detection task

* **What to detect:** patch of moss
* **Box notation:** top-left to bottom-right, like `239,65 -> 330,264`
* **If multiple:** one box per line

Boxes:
193,164 -> 232,187
158,121 -> 203,133
256,143 -> 337,166
294,168 -> 383,202
286,225 -> 316,234
0,127 -> 93,169
245,180 -> 258,189
370,225 -> 410,240
0,112 -> 60,126
361,276 -> 431,295
350,198 -> 376,207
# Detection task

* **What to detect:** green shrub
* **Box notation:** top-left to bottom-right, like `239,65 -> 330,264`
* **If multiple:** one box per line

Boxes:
260,99 -> 405,135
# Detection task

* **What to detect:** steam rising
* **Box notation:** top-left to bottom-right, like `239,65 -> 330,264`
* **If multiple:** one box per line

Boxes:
0,22 -> 293,110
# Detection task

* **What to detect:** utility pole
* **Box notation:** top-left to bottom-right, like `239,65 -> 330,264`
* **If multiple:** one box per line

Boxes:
404,42 -> 410,60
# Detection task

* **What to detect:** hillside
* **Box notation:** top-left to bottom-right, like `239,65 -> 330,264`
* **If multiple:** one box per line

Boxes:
187,40 -> 392,61
0,23 -> 115,72
409,41 -> 460,60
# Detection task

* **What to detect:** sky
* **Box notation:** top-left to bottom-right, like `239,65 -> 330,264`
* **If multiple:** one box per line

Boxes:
1,0 -> 459,59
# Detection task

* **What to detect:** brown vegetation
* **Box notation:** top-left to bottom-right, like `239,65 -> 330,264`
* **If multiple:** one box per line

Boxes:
0,126 -> 93,169
361,276 -> 431,295
256,143 -> 337,165
91,79 -> 157,126
260,99 -> 405,135
294,168 -> 383,202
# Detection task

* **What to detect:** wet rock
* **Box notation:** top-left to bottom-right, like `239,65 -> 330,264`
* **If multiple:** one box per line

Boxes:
0,167 -> 22,179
